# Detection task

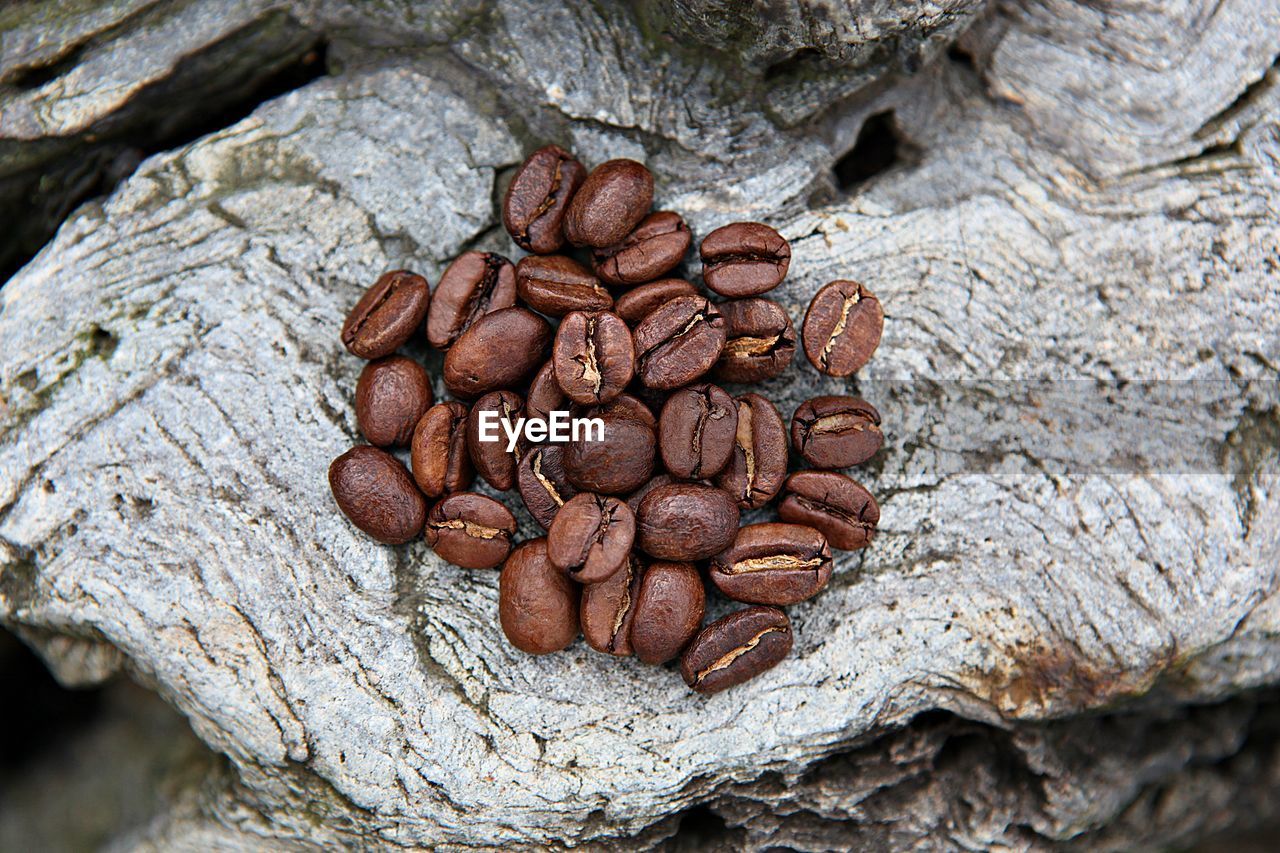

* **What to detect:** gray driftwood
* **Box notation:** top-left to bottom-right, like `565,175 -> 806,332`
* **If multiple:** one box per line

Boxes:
1,0 -> 1278,848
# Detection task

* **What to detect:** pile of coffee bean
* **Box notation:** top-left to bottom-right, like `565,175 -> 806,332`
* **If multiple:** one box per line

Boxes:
329,147 -> 884,694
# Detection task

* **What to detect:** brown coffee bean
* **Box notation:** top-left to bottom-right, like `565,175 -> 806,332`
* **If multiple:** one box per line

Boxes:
517,444 -> 578,529
716,393 -> 787,509
710,523 -> 832,606
680,606 -> 792,694
410,401 -> 474,497
791,396 -> 882,468
354,356 -> 433,447
802,280 -> 883,376
502,145 -> 586,254
700,222 -> 791,297
547,493 -> 635,583
778,470 -> 879,551
658,384 -> 737,479
625,474 -> 677,514
341,270 -> 430,359
516,255 -> 612,317
563,159 -> 654,248
425,492 -> 516,570
427,252 -> 517,350
563,400 -> 655,495
500,538 -> 579,654
526,359 -> 568,424
329,446 -> 427,545
443,307 -> 551,399
466,391 -> 525,491
633,295 -> 726,389
580,552 -> 644,656
629,561 -> 705,665
613,278 -> 698,325
713,298 -> 796,384
592,211 -> 691,286
553,311 -> 635,405
636,482 -> 739,561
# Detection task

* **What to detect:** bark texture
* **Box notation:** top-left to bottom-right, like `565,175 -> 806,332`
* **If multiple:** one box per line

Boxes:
1,0 -> 1278,848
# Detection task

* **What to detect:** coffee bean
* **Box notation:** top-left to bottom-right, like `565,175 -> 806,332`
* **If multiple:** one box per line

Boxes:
802,280 -> 883,376
613,278 -> 698,325
553,311 -> 635,405
502,145 -> 586,254
342,270 -> 430,359
700,222 -> 791,297
625,473 -> 677,514
466,390 -> 525,491
547,493 -> 635,583
710,522 -> 832,605
592,211 -> 691,286
517,444 -> 578,529
658,383 -> 737,479
525,359 -> 568,426
636,482 -> 739,561
425,492 -> 516,570
411,401 -> 474,497
716,393 -> 787,509
563,399 -> 655,495
427,252 -> 517,350
354,356 -> 433,447
680,606 -> 792,694
791,396 -> 882,468
713,298 -> 796,384
516,255 -> 612,318
500,538 -> 579,654
443,307 -> 551,399
629,561 -> 705,665
778,470 -> 879,551
329,446 -> 427,545
633,295 -> 726,389
580,552 -> 644,656
563,159 -> 654,248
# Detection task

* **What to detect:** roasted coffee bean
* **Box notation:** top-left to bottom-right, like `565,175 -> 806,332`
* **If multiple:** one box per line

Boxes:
411,401 -> 474,497
443,307 -> 551,399
354,355 -> 433,447
658,384 -> 737,479
517,444 -> 578,529
515,255 -> 612,317
342,270 -> 431,359
680,606 -> 792,694
563,159 -> 654,248
425,492 -> 516,570
791,396 -> 882,468
778,470 -> 879,551
700,222 -> 791,297
329,445 -> 427,545
589,392 -> 656,428
636,482 -> 739,561
499,538 -> 579,654
502,145 -> 586,254
710,522 -> 832,606
592,211 -> 691,286
427,252 -> 517,350
580,552 -> 644,656
626,473 -> 677,514
526,359 -> 568,425
553,311 -> 635,405
716,393 -> 787,509
713,298 -> 796,383
466,390 -> 525,491
547,493 -> 635,583
613,278 -> 698,325
629,561 -> 705,665
563,401 -> 655,495
802,280 -> 883,376
633,295 -> 726,389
